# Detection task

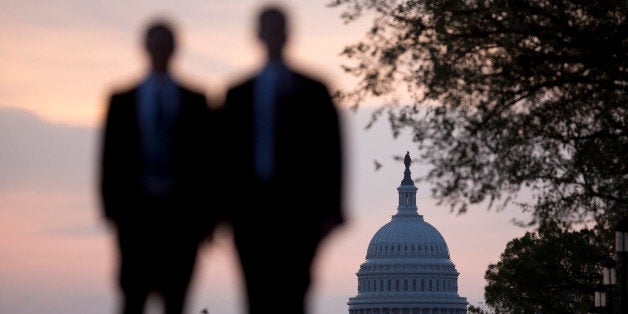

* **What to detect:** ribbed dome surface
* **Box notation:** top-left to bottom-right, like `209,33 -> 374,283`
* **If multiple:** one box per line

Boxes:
366,215 -> 450,259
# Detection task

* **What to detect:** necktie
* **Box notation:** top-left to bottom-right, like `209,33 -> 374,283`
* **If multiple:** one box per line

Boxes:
155,87 -> 167,144
255,66 -> 279,181
151,84 -> 171,174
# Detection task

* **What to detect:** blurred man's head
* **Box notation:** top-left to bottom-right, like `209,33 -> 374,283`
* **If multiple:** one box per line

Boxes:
144,21 -> 176,74
257,6 -> 288,61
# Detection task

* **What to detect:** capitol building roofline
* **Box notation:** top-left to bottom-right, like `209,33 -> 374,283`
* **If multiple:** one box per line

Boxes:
348,152 -> 468,314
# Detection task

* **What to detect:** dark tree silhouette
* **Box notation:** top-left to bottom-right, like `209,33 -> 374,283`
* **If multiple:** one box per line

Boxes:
330,0 -> 627,227
484,221 -> 610,312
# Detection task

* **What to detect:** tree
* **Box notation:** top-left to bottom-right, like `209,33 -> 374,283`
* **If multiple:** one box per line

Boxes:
467,303 -> 494,314
484,221 -> 610,313
329,0 -> 627,227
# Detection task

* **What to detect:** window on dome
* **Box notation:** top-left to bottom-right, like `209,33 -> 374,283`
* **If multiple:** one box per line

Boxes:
404,279 -> 408,291
388,279 -> 391,291
397,245 -> 401,251
405,245 -> 407,251
396,279 -> 399,291
411,245 -> 415,251
391,245 -> 394,251
380,279 -> 384,291
429,279 -> 432,291
413,279 -> 417,291
421,279 -> 425,291
436,279 -> 439,291
367,279 -> 371,292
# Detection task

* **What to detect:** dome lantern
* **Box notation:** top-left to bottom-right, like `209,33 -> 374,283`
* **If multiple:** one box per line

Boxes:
396,151 -> 419,217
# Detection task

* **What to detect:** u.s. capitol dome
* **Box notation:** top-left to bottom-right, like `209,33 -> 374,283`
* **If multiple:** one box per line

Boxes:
348,152 -> 468,314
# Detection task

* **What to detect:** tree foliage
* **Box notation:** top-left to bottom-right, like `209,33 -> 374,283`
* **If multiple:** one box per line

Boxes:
467,303 -> 494,314
484,221 -> 610,313
330,0 -> 627,226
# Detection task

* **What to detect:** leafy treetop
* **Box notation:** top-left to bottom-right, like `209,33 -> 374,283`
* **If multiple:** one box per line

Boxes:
330,0 -> 627,227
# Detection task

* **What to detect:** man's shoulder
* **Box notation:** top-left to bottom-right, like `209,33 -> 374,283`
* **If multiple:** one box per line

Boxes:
111,79 -> 139,95
290,69 -> 329,91
223,77 -> 256,105
109,84 -> 138,104
227,76 -> 256,93
177,81 -> 202,95
292,70 -> 322,83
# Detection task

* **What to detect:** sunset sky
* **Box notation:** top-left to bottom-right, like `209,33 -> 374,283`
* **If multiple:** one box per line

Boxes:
0,1 -> 533,313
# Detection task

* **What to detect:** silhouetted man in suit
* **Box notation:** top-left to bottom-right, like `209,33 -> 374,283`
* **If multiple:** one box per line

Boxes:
221,5 -> 345,314
99,20 -> 217,314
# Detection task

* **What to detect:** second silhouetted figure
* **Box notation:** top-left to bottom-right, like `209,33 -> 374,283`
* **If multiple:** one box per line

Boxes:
221,5 -> 345,314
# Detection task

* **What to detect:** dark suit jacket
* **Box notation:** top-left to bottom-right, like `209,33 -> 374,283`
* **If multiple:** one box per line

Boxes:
222,68 -> 344,242
99,82 -> 216,239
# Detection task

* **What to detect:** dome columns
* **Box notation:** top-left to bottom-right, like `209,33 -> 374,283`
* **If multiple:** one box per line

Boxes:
397,185 -> 418,216
349,307 -> 468,314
